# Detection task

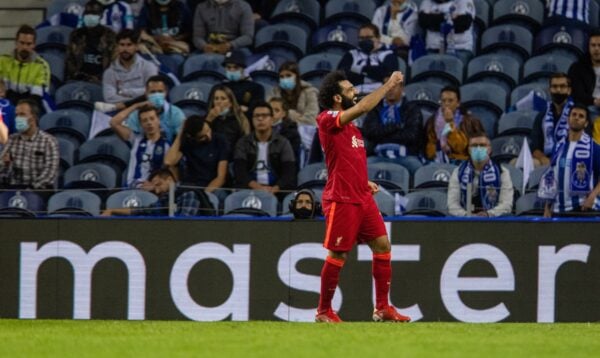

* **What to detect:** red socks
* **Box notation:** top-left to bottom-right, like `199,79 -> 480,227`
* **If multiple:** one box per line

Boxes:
372,252 -> 392,310
317,256 -> 344,314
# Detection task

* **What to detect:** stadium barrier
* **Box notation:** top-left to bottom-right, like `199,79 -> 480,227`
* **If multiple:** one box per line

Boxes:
2,217 -> 599,322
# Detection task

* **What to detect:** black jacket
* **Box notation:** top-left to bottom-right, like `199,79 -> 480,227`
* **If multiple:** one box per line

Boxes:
568,56 -> 596,106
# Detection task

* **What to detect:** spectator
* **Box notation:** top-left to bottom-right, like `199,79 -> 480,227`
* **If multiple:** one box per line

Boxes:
0,98 -> 59,192
65,0 -> 117,84
96,29 -> 159,113
540,104 -> 600,217
0,115 -> 7,146
0,80 -> 16,145
531,73 -> 574,167
424,85 -> 484,163
138,0 -> 192,55
111,104 -> 171,188
206,84 -> 250,150
362,75 -> 424,175
164,114 -> 230,196
101,168 -> 207,217
372,0 -> 419,60
289,188 -> 321,219
568,29 -> 600,118
192,0 -> 254,54
0,25 -> 50,105
221,49 -> 265,115
269,97 -> 301,164
418,0 -> 475,64
110,75 -> 185,142
98,0 -> 134,33
337,23 -> 398,85
234,101 -> 296,196
447,131 -> 514,217
545,0 -> 590,28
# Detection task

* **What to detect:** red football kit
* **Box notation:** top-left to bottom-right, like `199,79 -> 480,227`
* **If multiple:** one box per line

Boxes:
316,109 -> 387,251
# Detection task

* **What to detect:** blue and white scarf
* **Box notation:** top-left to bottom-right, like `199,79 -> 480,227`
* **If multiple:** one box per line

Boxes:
381,5 -> 414,36
542,99 -> 573,156
458,160 -> 501,210
133,136 -> 169,183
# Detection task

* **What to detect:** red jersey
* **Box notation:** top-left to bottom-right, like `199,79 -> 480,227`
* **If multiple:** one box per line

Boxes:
317,109 -> 370,203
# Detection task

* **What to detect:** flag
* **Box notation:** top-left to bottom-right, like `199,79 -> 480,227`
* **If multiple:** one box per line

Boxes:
515,137 -> 534,193
511,90 -> 547,112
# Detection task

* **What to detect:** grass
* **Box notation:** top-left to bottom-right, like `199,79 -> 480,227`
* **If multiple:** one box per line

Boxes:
0,320 -> 599,357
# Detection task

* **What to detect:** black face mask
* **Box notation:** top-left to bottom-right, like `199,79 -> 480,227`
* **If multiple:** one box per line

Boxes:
551,93 -> 568,105
341,95 -> 356,110
293,207 -> 314,219
358,39 -> 374,53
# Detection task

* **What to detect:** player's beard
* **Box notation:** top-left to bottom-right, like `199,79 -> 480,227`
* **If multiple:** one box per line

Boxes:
341,95 -> 356,110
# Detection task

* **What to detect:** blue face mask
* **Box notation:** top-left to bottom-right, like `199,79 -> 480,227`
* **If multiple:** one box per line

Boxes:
279,76 -> 296,91
83,14 -> 101,28
15,116 -> 29,133
470,146 -> 488,163
148,92 -> 166,108
225,70 -> 242,82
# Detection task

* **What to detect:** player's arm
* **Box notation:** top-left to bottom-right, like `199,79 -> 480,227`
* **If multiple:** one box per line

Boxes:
339,71 -> 404,126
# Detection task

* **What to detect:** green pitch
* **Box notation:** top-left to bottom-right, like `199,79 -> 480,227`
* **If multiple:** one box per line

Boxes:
1,320 -> 599,357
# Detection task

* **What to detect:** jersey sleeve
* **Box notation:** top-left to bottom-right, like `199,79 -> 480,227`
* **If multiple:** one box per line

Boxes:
317,110 -> 343,134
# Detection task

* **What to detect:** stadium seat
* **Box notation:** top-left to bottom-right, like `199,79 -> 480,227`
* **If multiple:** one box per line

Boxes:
403,190 -> 448,217
298,53 -> 343,87
526,165 -> 550,190
510,83 -> 550,108
590,0 -> 599,28
168,81 -> 213,113
403,82 -> 444,120
480,24 -> 533,64
155,53 -> 183,81
223,190 -> 279,217
55,81 -> 103,114
460,82 -> 508,138
106,189 -> 158,209
534,25 -> 589,61
311,24 -> 359,55
474,0 -> 490,33
515,192 -> 544,216
297,162 -> 328,189
47,189 -> 102,216
246,52 -> 290,87
270,0 -> 320,34
466,54 -> 520,93
39,108 -> 91,146
490,135 -> 527,163
367,162 -> 410,195
522,54 -> 576,85
35,25 -> 72,56
502,163 -> 524,197
281,189 -> 323,215
56,136 -> 76,171
255,24 -> 308,62
182,53 -> 226,83
0,190 -> 46,217
77,136 -> 130,173
413,163 -> 457,190
497,110 -> 538,136
492,0 -> 544,31
410,54 -> 463,87
324,0 -> 377,27
40,52 -> 65,93
373,187 -> 396,216
63,162 -> 119,191
46,0 -> 86,19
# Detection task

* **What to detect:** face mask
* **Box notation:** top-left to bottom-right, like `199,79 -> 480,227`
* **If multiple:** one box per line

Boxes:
225,70 -> 242,82
155,0 -> 171,5
340,95 -> 355,110
219,107 -> 230,116
293,207 -> 313,219
83,14 -> 101,28
279,76 -> 296,91
470,146 -> 488,163
358,39 -> 374,53
148,92 -> 166,108
15,116 -> 29,133
551,93 -> 568,105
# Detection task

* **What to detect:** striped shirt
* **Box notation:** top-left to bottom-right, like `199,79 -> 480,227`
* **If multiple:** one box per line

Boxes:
548,0 -> 589,24
101,1 -> 134,33
0,129 -> 59,189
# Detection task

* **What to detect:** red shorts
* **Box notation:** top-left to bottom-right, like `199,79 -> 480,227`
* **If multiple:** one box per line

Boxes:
322,196 -> 387,252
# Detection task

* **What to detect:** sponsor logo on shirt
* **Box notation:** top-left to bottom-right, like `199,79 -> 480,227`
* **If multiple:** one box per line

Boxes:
327,111 -> 339,117
351,135 -> 364,148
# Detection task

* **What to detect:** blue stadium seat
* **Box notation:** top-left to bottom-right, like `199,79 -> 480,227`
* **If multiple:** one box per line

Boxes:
298,53 -> 343,87
502,163 -> 524,197
106,189 -> 158,209
403,82 -> 444,120
311,24 -> 359,55
373,187 -> 396,216
40,52 -> 65,94
246,52 -> 289,87
63,162 -> 119,190
56,136 -> 76,170
35,25 -> 72,56
413,163 -> 457,190
497,110 -> 538,137
526,165 -> 550,190
510,83 -> 550,107
47,190 -> 101,216
515,192 -> 544,216
168,81 -> 212,114
474,0 -> 491,33
490,135 -> 527,163
480,24 -> 533,64
466,54 -> 520,93
39,108 -> 91,146
324,0 -> 377,27
77,135 -> 131,173
0,190 -> 46,217
410,54 -> 464,87
270,0 -> 321,34
297,162 -> 328,189
255,24 -> 308,62
461,82 -> 508,138
223,190 -> 279,217
522,54 -> 576,84
492,0 -> 544,31
182,53 -> 226,83
367,162 -> 410,195
534,25 -> 589,61
403,190 -> 448,217
46,0 -> 86,19
55,81 -> 103,114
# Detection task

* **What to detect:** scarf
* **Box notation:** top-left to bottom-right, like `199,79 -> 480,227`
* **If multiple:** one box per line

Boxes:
382,5 -> 414,36
133,136 -> 169,182
542,99 -> 573,156
458,160 -> 501,211
434,108 -> 462,160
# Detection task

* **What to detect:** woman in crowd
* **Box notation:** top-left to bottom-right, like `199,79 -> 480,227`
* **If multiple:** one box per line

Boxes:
205,84 -> 250,151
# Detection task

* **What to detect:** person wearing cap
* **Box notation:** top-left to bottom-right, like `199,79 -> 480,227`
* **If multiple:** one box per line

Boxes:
222,49 -> 265,116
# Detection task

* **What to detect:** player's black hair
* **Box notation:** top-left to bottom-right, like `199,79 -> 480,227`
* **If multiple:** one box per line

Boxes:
318,70 -> 347,109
